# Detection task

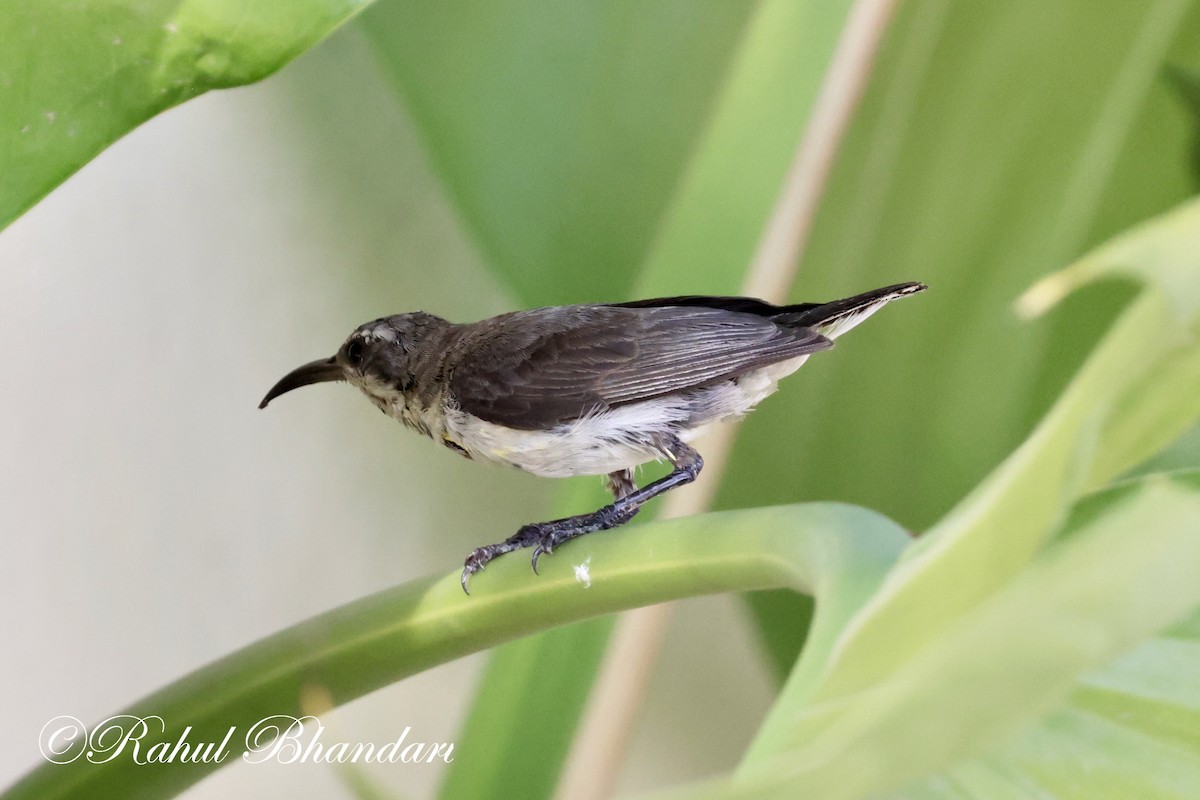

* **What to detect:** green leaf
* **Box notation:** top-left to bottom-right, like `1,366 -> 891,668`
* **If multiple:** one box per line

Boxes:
0,0 -> 371,229
753,194 -> 1200,750
792,198 -> 1200,715
1166,64 -> 1200,188
436,617 -> 614,800
358,0 -> 758,306
893,480 -> 1200,799
670,191 -> 1200,797
632,0 -> 856,296
0,503 -> 908,800
743,591 -> 816,682
723,0 -> 1200,671
666,471 -> 1200,800
1019,199 -> 1200,486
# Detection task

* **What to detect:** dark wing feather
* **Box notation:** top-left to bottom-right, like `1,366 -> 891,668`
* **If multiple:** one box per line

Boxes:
611,283 -> 926,330
612,295 -> 788,316
449,305 -> 831,430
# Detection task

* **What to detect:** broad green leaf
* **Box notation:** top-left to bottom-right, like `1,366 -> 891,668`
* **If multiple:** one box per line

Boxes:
0,0 -> 371,229
633,0 -> 856,296
436,616 -> 614,800
740,197 -> 1200,767
743,590 -> 816,680
907,606 -> 1200,798
1130,420 -> 1200,477
724,0 -> 1200,670
1019,200 -> 1200,485
801,198 -> 1200,714
0,503 -> 908,800
668,471 -> 1200,800
358,0 -> 757,306
1166,65 -> 1200,187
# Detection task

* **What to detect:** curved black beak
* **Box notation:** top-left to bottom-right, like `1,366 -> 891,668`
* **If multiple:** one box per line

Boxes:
259,356 -> 342,409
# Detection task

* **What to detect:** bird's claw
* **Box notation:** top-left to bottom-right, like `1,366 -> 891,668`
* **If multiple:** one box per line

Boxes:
460,548 -> 493,595
530,540 -> 554,574
459,515 -> 606,593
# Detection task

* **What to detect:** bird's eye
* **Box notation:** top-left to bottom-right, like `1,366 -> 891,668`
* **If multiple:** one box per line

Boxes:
346,340 -> 365,367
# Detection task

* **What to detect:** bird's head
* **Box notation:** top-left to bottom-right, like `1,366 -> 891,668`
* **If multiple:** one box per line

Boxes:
258,313 -> 445,410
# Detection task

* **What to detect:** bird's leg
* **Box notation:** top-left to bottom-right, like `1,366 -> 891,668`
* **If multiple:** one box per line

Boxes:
459,435 -> 702,593
529,436 -> 702,569
459,487 -> 641,594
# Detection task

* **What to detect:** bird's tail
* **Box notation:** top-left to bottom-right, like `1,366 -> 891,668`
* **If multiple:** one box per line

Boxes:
773,282 -> 926,340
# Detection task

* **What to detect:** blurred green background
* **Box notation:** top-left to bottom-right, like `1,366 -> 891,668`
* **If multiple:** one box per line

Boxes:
2,1 -> 1199,798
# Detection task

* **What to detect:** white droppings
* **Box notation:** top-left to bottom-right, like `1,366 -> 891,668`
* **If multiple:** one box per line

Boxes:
20,125 -> 30,134
164,22 -> 178,33
112,36 -> 122,45
573,557 -> 592,588
44,111 -> 56,123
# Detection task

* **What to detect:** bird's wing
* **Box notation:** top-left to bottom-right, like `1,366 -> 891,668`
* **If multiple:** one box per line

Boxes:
612,282 -> 927,338
449,305 -> 831,430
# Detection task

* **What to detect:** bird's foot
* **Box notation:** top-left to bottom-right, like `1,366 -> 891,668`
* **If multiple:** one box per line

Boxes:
460,524 -> 542,594
529,514 -> 611,574
460,506 -> 640,594
460,435 -> 701,595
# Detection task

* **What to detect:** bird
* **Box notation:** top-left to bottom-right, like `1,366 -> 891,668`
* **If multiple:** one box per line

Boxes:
260,282 -> 926,592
